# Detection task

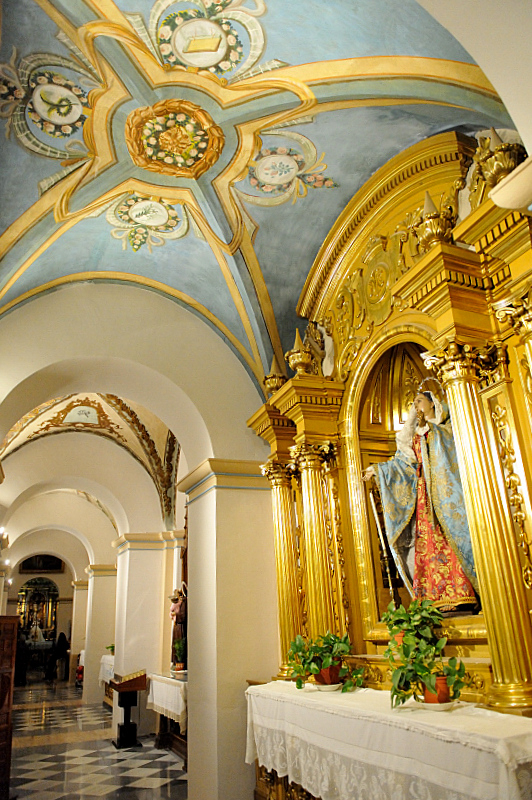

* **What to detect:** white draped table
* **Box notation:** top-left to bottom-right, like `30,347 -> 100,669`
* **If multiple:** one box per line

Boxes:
98,654 -> 114,685
147,673 -> 187,733
246,681 -> 532,800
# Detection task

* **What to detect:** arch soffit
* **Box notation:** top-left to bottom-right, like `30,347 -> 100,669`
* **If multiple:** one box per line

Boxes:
0,283 -> 266,465
0,433 -> 164,533
3,477 -> 128,537
5,493 -> 116,564
9,526 -> 92,578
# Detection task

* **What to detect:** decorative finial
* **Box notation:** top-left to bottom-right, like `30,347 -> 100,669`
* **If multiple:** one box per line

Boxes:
263,354 -> 287,396
414,191 -> 455,254
285,328 -> 313,376
489,127 -> 504,149
423,191 -> 439,218
470,130 -> 527,208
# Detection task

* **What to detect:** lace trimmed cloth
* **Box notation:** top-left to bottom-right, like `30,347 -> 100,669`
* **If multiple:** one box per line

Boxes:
245,682 -> 532,800
147,673 -> 187,733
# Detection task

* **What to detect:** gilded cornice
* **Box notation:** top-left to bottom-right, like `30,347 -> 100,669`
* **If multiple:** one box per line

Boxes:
269,376 -> 344,445
454,199 -> 532,267
392,242 -> 493,343
298,132 -> 476,322
247,402 -> 296,461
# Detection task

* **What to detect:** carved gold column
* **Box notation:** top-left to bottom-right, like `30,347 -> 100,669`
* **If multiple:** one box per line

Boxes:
427,340 -> 532,712
290,443 -> 337,639
261,459 -> 303,672
320,443 -> 348,636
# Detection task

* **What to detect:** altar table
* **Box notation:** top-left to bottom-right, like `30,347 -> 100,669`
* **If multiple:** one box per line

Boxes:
147,673 -> 187,733
98,654 -> 114,686
246,681 -> 532,800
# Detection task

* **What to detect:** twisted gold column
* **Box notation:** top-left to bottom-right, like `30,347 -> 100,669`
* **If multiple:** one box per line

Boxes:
291,444 -> 336,639
261,460 -> 303,673
427,340 -> 532,711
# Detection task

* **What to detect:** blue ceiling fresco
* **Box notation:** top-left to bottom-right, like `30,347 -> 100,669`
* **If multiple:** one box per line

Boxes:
0,0 -> 518,389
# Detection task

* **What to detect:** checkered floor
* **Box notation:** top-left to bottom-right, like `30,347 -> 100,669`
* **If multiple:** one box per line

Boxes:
12,683 -> 187,799
13,704 -> 112,734
12,739 -> 187,799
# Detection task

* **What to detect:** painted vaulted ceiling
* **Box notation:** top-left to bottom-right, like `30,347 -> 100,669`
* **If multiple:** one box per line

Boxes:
0,0 -> 514,397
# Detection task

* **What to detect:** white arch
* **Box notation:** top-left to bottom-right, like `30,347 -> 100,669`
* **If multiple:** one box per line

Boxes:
5,491 -> 118,564
0,283 -> 268,468
416,0 -> 532,152
0,435 -> 163,534
8,527 -> 90,582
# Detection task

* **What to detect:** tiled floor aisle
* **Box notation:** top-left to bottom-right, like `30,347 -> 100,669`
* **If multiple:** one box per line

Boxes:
11,681 -> 188,799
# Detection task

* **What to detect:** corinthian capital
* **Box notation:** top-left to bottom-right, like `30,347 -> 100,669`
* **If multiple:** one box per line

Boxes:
261,459 -> 292,487
423,340 -> 507,387
495,285 -> 532,341
289,441 -> 337,471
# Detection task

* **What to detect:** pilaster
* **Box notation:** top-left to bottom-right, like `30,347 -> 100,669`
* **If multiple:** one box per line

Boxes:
69,580 -> 88,682
177,458 -> 278,800
84,564 -> 117,704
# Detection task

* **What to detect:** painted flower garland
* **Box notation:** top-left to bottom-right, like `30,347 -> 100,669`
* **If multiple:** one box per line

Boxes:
157,3 -> 244,76
27,70 -> 89,138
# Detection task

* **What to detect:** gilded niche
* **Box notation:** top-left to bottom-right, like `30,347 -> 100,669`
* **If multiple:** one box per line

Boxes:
125,99 -> 225,179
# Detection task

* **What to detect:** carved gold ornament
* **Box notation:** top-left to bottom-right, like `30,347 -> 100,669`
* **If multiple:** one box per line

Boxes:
469,128 -> 527,211
125,99 -> 224,179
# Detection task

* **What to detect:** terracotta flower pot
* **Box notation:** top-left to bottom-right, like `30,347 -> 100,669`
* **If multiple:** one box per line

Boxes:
423,675 -> 450,704
393,632 -> 404,646
315,663 -> 341,685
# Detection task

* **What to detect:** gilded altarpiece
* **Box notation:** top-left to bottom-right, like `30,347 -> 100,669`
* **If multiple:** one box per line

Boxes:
249,130 -> 532,755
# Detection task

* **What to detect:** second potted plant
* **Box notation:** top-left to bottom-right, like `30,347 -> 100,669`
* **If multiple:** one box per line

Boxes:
287,632 -> 364,692
382,599 -> 469,707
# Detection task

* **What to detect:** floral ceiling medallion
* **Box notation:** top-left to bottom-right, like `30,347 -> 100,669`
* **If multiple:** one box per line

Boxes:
125,99 -> 224,178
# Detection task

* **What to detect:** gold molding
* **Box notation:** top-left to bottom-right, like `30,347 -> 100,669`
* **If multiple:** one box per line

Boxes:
298,132 -> 476,322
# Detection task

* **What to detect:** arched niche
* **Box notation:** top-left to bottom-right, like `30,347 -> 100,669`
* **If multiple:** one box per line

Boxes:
358,341 -> 429,618
342,327 -> 486,646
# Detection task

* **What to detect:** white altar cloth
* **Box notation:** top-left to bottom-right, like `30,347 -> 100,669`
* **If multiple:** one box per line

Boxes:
98,654 -> 114,686
246,681 -> 532,800
147,673 -> 187,733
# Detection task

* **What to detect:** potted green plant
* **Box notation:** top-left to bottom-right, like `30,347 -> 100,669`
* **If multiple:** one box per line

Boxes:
382,599 -> 469,707
105,644 -> 115,656
287,632 -> 364,692
173,637 -> 186,671
382,598 -> 444,646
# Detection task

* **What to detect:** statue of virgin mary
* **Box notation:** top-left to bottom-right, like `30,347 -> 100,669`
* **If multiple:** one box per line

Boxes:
364,390 -> 479,611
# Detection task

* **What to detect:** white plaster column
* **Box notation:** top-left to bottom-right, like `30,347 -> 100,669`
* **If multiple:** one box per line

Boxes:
112,533 -> 178,734
177,459 -> 279,800
69,580 -> 88,682
83,565 -> 117,704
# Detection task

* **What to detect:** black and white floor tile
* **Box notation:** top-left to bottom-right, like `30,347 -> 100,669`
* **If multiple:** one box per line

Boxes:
12,681 -> 187,799
13,704 -> 112,734
12,738 -> 187,799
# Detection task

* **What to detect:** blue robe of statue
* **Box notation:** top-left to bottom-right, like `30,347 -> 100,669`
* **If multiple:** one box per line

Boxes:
375,415 -> 478,600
